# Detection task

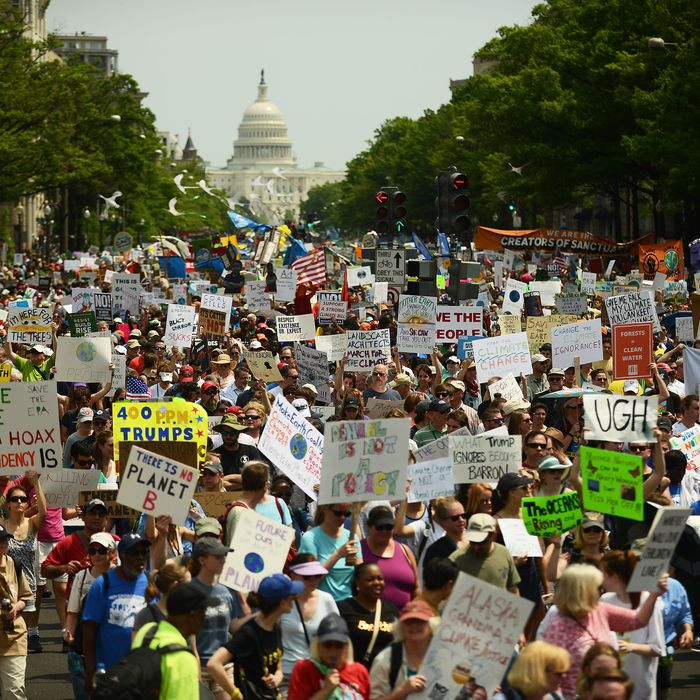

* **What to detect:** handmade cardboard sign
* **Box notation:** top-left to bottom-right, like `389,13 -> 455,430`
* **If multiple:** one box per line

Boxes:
471,332 -> 533,384
346,328 -> 391,370
580,445 -> 644,521
54,336 -> 111,384
42,469 -> 101,508
583,394 -> 657,442
450,434 -> 522,483
117,446 -> 198,525
244,350 -> 283,383
276,314 -> 316,342
318,418 -> 410,504
194,491 -> 242,519
5,307 -> 52,345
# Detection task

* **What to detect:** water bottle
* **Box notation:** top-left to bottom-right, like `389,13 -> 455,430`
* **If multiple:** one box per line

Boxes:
94,662 -> 106,687
1,599 -> 14,633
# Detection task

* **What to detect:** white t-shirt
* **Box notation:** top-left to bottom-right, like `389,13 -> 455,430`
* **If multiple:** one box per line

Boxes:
67,567 -> 99,614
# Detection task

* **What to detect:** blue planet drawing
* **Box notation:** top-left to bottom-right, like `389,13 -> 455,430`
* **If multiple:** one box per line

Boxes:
75,341 -> 97,363
244,552 -> 264,573
290,434 -> 308,460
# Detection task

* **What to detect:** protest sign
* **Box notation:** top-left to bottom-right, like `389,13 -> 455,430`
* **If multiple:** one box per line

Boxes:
498,314 -> 522,335
194,491 -> 242,519
529,280 -> 561,306
612,322 -> 653,380
472,332 -> 533,383
366,399 -> 406,419
664,280 -> 688,303
117,446 -> 198,525
526,315 -> 578,355
581,271 -> 597,295
583,394 -> 657,442
246,280 -> 270,312
397,295 -> 437,353
501,278 -> 527,314
68,311 -> 97,337
0,363 -> 11,382
315,333 -> 348,362
605,291 -> 661,333
79,490 -> 140,519
276,314 -> 316,342
198,307 -> 227,344
639,240 -> 685,281
274,267 -> 298,301
319,418 -> 410,504
580,445 -> 644,520
0,381 -> 61,470
92,292 -> 113,323
200,293 -> 233,334
408,457 -> 455,503
418,573 -> 533,698
244,350 -> 283,383
5,307 -> 52,345
373,281 -> 388,304
555,292 -> 587,315
487,374 -> 523,402
54,335 -> 111,384
113,400 -> 209,468
221,508 -> 296,592
346,328 -> 391,370
111,273 -> 141,316
676,316 -> 694,342
552,318 -> 603,368
295,342 -> 331,404
521,492 -> 583,537
108,351 -> 126,397
258,395 -> 323,499
42,469 -> 101,508
435,306 -> 483,342
346,266 -> 373,287
317,291 -> 347,325
456,335 -> 481,361
498,518 -> 542,557
163,304 -> 197,346
627,507 -> 691,592
71,287 -> 97,314
523,291 -> 543,317
450,434 -> 522,483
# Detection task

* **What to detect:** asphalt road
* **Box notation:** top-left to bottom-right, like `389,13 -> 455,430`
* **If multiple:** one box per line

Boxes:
23,596 -> 700,699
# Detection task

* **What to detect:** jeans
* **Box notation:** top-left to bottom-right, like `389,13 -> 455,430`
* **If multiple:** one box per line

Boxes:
67,649 -> 87,700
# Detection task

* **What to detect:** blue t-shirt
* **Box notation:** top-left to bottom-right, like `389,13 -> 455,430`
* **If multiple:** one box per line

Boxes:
82,568 -> 148,669
255,497 -> 292,526
190,578 -> 241,663
299,526 -> 353,601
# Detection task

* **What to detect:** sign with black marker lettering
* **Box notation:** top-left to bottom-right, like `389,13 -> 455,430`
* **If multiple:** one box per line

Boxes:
583,394 -> 657,442
450,434 -> 522,483
521,492 -> 584,537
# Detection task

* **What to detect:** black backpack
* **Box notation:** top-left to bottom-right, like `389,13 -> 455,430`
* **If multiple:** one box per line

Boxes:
92,622 -> 192,700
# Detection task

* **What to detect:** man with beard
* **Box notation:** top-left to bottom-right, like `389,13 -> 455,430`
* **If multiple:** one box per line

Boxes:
199,380 -> 220,415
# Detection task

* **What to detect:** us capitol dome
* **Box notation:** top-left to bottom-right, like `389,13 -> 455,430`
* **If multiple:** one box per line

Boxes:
207,70 -> 344,221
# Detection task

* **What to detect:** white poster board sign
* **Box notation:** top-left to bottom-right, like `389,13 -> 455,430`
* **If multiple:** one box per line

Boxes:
605,291 -> 661,333
117,446 -> 198,525
54,336 -> 112,384
676,316 -> 694,342
246,280 -> 271,312
346,328 -> 391,371
258,395 -> 323,500
529,280 -> 561,306
315,333 -> 348,362
407,457 -> 454,503
295,342 -> 331,404
471,332 -> 533,384
502,278 -> 527,315
221,508 -> 295,592
582,394 -> 658,442
276,314 -> 316,342
551,318 -> 603,368
397,295 -> 437,353
274,267 -> 298,302
450,433 -> 522,483
42,469 -> 101,508
581,272 -> 597,295
318,418 -> 411,504
200,293 -> 233,334
346,266 -> 374,287
487,374 -> 523,402
498,518 -> 542,557
0,381 -> 61,471
244,350 -> 283,383
418,574 -> 533,698
112,273 -> 141,316
163,304 -> 197,346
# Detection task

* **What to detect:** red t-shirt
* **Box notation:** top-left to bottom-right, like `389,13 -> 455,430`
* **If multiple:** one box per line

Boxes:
287,659 -> 370,700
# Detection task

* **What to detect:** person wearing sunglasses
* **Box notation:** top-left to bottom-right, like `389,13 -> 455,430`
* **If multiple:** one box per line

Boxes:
199,380 -> 221,416
281,555 -> 338,694
423,496 -> 471,569
62,407 -> 94,469
64,532 -> 116,697
362,364 -> 402,404
299,504 -> 359,602
241,400 -> 267,445
1,471 -> 46,654
287,612 -> 370,700
522,431 -> 553,476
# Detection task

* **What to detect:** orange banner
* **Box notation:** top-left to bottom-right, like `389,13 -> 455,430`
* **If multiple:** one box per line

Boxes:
474,227 -> 654,257
638,240 -> 684,281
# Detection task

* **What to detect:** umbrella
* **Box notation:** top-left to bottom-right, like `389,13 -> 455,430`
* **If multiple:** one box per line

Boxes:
545,386 -> 605,398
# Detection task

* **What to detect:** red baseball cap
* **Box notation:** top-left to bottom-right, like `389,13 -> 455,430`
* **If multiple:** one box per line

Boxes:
201,380 -> 218,392
179,365 -> 195,382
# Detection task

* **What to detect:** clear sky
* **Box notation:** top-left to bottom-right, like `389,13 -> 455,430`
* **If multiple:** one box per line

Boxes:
47,0 -> 536,171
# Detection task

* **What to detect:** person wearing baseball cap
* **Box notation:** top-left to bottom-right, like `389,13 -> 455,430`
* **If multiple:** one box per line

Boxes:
286,612 -> 370,700
449,514 -> 520,592
200,380 -> 220,415
389,373 -> 413,399
206,573 -> 303,698
413,399 -> 451,448
3,329 -> 56,381
526,354 -> 550,400
212,414 -> 263,482
200,459 -> 226,493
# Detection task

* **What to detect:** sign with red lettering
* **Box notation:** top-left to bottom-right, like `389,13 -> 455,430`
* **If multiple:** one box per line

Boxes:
612,322 -> 653,380
436,305 -> 483,342
117,445 -> 198,525
0,381 -> 61,471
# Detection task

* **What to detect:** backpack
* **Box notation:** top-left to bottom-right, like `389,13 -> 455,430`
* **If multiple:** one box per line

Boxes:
92,622 -> 192,700
388,641 -> 403,689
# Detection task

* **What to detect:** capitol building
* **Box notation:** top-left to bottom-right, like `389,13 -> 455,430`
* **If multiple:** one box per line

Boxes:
207,72 -> 345,221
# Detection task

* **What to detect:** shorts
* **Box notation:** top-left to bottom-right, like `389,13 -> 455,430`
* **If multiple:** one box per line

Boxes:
200,662 -> 233,695
36,540 -> 68,586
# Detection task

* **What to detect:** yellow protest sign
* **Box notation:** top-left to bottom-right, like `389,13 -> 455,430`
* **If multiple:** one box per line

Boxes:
0,363 -> 12,383
113,401 -> 208,469
526,315 -> 578,355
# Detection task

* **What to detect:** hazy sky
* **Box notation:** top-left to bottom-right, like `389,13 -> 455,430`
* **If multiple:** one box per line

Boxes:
47,0 -> 536,171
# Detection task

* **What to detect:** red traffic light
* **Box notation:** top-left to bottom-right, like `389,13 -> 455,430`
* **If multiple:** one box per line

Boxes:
376,191 -> 389,204
450,173 -> 469,190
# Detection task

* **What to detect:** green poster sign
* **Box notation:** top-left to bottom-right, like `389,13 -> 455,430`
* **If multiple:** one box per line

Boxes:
580,446 -> 644,521
69,311 -> 97,337
521,492 -> 584,537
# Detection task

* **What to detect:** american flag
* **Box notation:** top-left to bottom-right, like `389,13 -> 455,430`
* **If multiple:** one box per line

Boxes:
553,250 -> 568,273
126,376 -> 152,400
290,250 -> 326,287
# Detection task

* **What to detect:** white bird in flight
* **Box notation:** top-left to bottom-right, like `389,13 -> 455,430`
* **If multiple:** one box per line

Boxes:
271,167 -> 288,180
266,179 -> 276,195
198,179 -> 218,197
99,191 -> 122,210
251,175 -> 264,187
226,193 -> 243,209
167,197 -> 183,216
508,162 -> 530,176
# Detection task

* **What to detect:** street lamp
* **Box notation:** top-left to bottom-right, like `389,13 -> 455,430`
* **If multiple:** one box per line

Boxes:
14,204 -> 24,253
648,37 -> 678,49
43,203 -> 53,261
83,207 -> 91,249
138,218 -> 145,247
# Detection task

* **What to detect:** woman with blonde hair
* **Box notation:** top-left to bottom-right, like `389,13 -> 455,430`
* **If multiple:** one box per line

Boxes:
132,561 -> 190,633
241,400 -> 267,445
541,564 -> 668,699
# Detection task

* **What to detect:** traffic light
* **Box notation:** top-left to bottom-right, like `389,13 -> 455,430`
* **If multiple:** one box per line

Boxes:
391,190 -> 407,234
375,190 -> 390,234
435,168 -> 471,242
